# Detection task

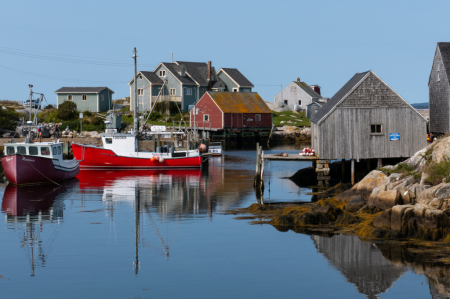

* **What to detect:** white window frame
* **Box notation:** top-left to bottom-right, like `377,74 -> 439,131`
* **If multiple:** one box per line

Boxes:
185,88 -> 192,96
68,95 -> 73,101
159,70 -> 166,77
232,88 -> 238,92
138,89 -> 144,96
170,88 -> 176,96
298,100 -> 302,106
203,114 -> 209,122
255,114 -> 261,122
82,95 -> 87,101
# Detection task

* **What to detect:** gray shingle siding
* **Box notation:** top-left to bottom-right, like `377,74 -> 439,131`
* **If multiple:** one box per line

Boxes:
429,45 -> 450,134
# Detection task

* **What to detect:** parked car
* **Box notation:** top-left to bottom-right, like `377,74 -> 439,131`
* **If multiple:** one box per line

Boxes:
23,100 -> 41,109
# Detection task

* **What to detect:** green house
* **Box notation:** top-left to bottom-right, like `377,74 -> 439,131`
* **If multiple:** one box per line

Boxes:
55,87 -> 114,112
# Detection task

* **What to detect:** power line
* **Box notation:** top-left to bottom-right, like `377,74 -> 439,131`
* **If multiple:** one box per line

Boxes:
0,46 -> 158,68
0,64 -> 125,83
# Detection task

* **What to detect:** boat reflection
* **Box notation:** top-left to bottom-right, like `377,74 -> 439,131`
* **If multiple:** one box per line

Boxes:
1,180 -> 79,276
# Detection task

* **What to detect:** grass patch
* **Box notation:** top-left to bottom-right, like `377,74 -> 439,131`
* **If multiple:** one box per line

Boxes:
424,159 -> 450,185
272,111 -> 310,127
377,163 -> 421,179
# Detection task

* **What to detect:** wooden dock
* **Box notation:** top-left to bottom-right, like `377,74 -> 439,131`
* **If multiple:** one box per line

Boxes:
264,154 -> 318,161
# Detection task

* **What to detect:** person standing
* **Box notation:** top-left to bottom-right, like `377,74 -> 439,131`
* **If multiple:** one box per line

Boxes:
54,124 -> 59,138
37,123 -> 42,142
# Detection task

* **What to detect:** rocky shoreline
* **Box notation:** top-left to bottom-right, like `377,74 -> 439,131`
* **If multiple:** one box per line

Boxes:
231,136 -> 450,261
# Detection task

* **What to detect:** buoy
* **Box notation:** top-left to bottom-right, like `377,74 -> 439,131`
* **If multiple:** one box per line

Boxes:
154,155 -> 159,160
199,144 -> 206,152
151,157 -> 156,162
159,158 -> 164,163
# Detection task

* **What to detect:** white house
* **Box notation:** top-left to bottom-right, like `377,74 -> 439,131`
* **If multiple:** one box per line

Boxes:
274,78 -> 323,111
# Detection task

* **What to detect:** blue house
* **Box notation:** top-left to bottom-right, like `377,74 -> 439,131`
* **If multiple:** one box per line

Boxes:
55,87 -> 114,112
129,71 -> 164,112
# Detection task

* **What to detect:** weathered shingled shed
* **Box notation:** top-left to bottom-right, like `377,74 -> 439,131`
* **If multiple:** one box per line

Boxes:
429,42 -> 450,135
311,70 -> 427,161
190,92 -> 272,130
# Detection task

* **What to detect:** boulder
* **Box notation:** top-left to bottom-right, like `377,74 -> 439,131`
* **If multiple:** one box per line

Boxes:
390,205 -> 414,231
373,209 -> 392,229
402,208 -> 415,230
404,145 -> 433,171
424,209 -> 450,229
346,195 -> 366,213
368,189 -> 401,211
336,170 -> 387,202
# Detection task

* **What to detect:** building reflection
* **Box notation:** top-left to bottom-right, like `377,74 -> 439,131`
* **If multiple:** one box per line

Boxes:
1,180 -> 79,276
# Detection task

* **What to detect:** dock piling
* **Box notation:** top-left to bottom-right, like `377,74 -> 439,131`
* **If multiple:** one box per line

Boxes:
351,159 -> 355,185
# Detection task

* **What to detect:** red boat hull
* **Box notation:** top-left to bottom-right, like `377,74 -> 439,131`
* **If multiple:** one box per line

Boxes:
72,143 -> 202,169
1,154 -> 80,185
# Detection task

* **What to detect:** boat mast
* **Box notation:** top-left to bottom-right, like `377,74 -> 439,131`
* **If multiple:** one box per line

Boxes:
133,48 -> 139,134
28,84 -> 33,122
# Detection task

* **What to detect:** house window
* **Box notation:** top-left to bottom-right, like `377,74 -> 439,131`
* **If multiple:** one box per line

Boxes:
185,88 -> 192,96
204,114 -> 209,122
283,100 -> 288,105
438,63 -> 441,82
170,88 -> 176,96
82,95 -> 87,101
290,86 -> 296,94
370,124 -> 382,134
232,88 -> 238,92
138,89 -> 144,96
255,114 -> 261,122
68,95 -> 73,101
101,95 -> 104,101
218,87 -> 224,92
159,70 -> 166,77
298,100 -> 302,106
139,75 -> 143,80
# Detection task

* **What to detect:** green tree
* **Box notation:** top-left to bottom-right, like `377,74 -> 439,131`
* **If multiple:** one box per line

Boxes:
0,106 -> 22,130
57,101 -> 77,120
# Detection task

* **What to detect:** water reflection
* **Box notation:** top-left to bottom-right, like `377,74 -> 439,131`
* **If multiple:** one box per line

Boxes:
1,180 -> 79,276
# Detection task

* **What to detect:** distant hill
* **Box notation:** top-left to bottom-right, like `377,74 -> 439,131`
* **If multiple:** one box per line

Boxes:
411,102 -> 429,109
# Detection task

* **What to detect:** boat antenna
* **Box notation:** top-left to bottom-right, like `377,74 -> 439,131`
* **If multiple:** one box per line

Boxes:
133,48 -> 139,134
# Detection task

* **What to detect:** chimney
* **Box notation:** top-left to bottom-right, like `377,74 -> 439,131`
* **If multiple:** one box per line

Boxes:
297,77 -> 300,82
207,61 -> 212,90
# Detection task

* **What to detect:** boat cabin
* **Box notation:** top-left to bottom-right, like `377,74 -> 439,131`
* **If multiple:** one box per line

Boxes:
102,133 -> 138,153
5,142 -> 63,159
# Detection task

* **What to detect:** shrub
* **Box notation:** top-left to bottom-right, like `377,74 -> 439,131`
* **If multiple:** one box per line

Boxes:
44,104 -> 54,109
83,110 -> 94,117
149,112 -> 162,121
377,162 -> 420,179
57,101 -> 77,120
0,106 -> 23,130
153,102 -> 179,115
424,159 -> 450,185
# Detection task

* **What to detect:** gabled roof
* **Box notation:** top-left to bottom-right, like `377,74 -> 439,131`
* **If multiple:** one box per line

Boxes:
307,99 -> 324,107
293,81 -> 322,98
175,61 -> 209,86
310,70 -> 426,124
211,79 -> 225,89
207,92 -> 271,113
128,71 -> 164,85
310,71 -> 369,124
437,42 -> 450,83
217,68 -> 254,87
55,87 -> 114,94
155,63 -> 196,85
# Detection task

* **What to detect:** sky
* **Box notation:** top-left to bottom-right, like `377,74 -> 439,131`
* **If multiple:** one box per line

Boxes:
0,0 -> 449,106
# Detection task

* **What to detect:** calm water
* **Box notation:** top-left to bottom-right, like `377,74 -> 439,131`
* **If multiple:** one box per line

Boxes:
0,144 -> 448,298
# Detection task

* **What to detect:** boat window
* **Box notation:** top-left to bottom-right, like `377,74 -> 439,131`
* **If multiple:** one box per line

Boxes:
58,146 -> 61,155
6,146 -> 15,155
52,147 -> 57,155
17,146 -> 27,155
41,147 -> 50,156
29,146 -> 38,156
105,138 -> 112,144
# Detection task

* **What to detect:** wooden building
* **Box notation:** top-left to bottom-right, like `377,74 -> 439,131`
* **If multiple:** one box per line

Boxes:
429,42 -> 450,135
274,78 -> 323,111
190,92 -> 272,130
310,70 -> 427,162
55,87 -> 114,112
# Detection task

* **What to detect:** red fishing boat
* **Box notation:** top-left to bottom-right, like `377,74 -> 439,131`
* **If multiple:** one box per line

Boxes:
1,141 -> 80,185
72,133 -> 203,169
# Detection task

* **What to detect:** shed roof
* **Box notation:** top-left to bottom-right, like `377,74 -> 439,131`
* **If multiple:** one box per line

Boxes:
310,71 -> 369,124
293,81 -> 322,98
438,42 -> 450,83
55,87 -> 114,94
218,68 -> 254,87
207,92 -> 271,113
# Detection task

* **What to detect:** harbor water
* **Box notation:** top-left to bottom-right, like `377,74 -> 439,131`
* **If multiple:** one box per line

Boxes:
0,144 -> 447,298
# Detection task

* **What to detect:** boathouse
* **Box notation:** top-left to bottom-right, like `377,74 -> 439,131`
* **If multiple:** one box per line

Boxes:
310,70 -> 427,162
190,92 -> 272,130
55,87 -> 114,112
429,42 -> 450,135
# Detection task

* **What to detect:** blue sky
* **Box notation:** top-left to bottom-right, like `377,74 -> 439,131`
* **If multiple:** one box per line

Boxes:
0,0 -> 448,105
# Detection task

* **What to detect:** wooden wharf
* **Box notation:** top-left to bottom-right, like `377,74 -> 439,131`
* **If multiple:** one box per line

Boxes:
264,154 -> 318,161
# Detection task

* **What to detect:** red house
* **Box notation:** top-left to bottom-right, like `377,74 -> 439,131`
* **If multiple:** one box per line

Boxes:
190,92 -> 272,130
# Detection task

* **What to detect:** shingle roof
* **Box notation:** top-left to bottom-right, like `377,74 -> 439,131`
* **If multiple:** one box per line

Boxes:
160,63 -> 196,85
140,71 -> 164,84
211,79 -> 225,89
207,92 -> 271,113
438,42 -> 450,83
219,68 -> 254,87
310,71 -> 370,124
293,81 -> 322,98
175,61 -> 209,86
55,87 -> 114,93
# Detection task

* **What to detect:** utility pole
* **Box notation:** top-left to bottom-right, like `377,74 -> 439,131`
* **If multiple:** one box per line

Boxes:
133,48 -> 138,134
28,84 -> 33,122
